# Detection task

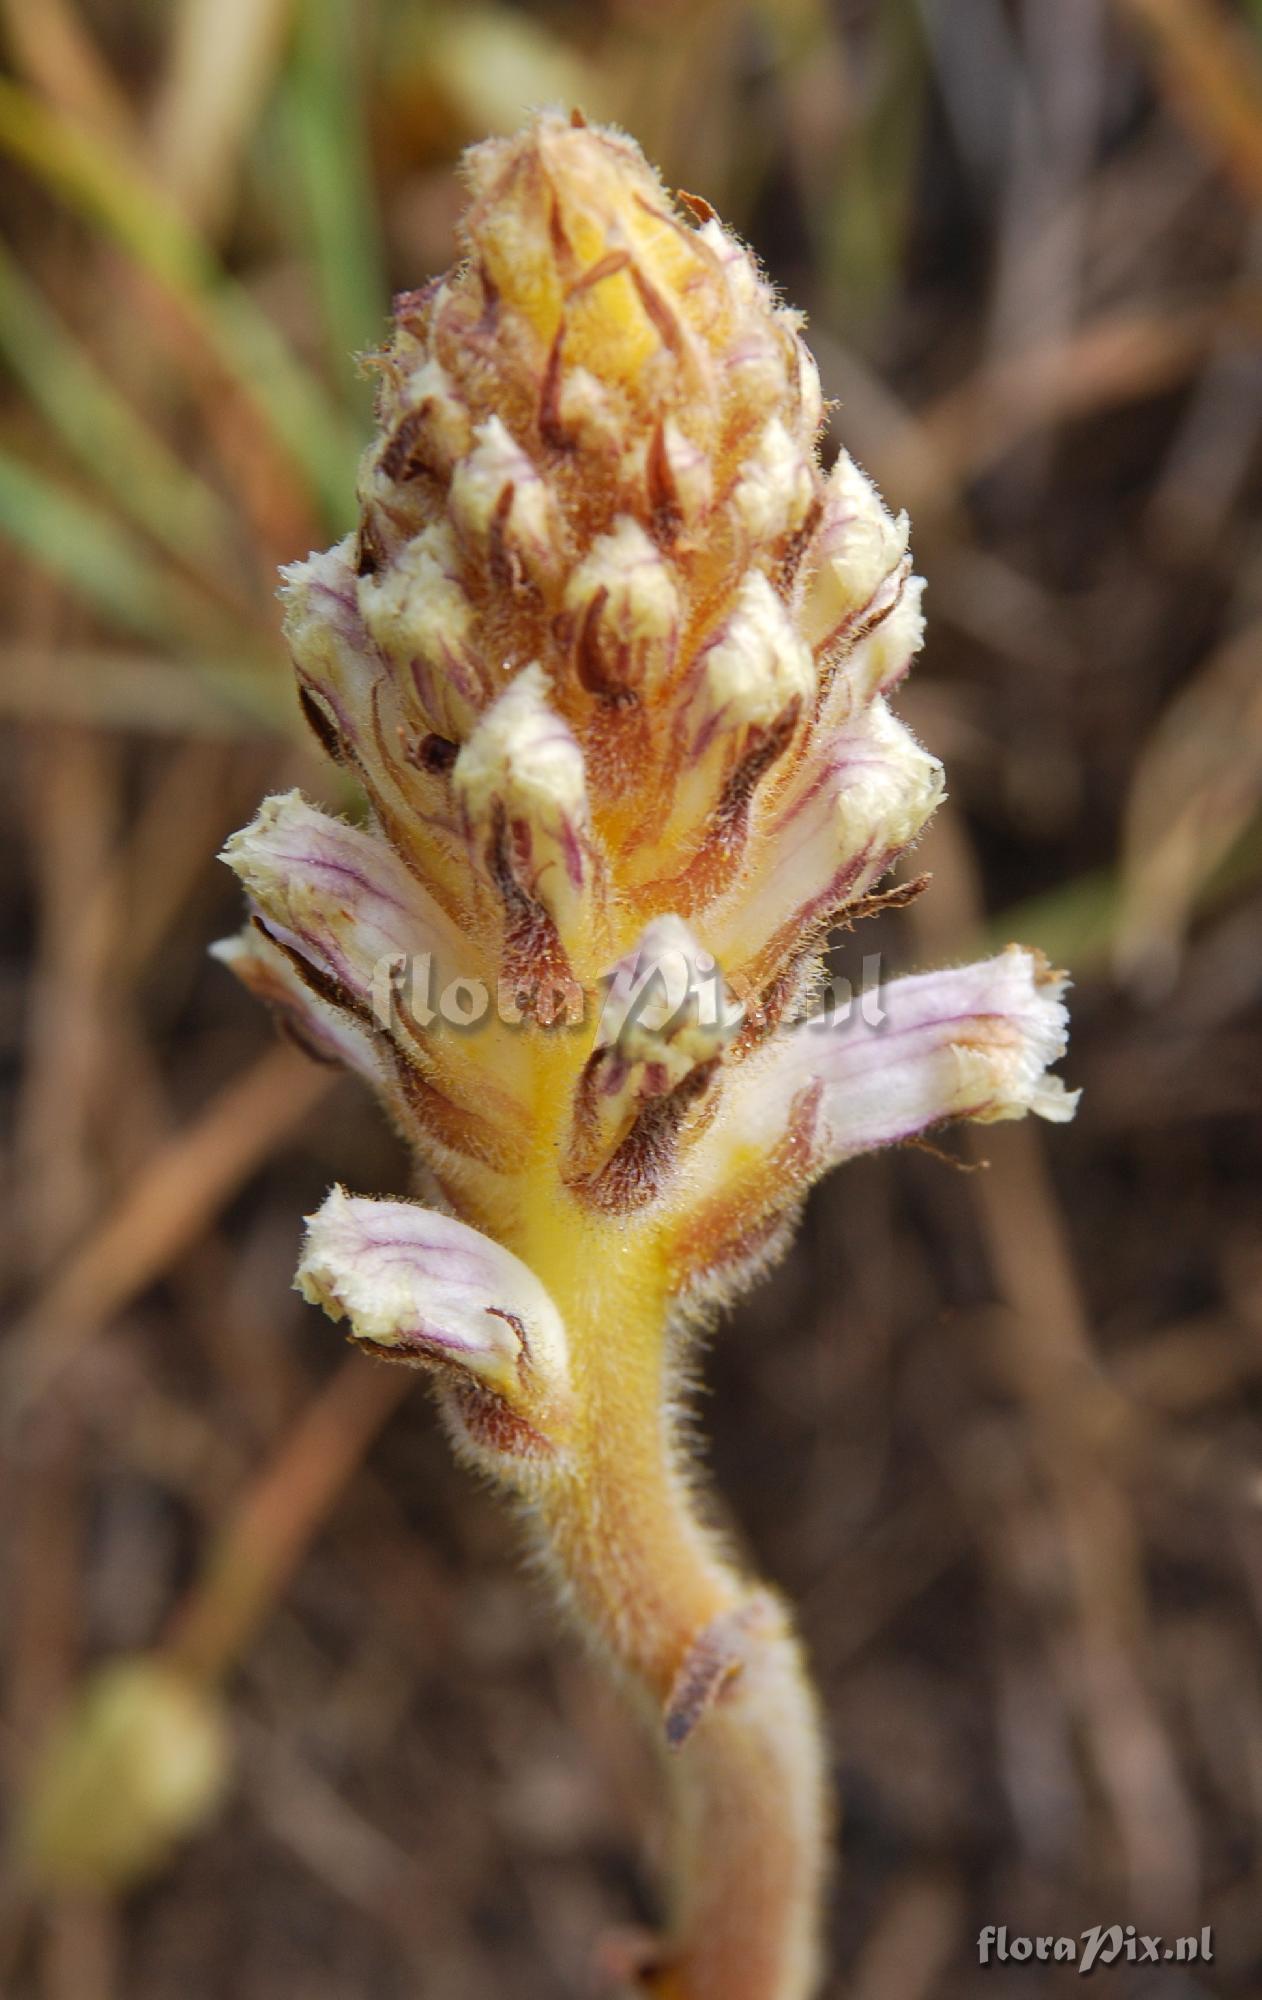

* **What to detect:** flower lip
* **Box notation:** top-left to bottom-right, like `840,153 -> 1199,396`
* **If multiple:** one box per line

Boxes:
219,790 -> 460,1008
741,944 -> 1079,1168
296,1187 -> 570,1405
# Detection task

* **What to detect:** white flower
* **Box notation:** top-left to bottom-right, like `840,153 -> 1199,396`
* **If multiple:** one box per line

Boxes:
708,698 -> 944,985
297,1187 -> 570,1407
220,791 -> 457,1010
729,945 -> 1075,1174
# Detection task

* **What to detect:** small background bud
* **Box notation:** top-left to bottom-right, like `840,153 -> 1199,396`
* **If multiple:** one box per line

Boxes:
21,1661 -> 230,1894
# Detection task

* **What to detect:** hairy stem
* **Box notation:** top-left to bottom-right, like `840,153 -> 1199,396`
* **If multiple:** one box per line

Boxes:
524,1224 -> 829,2000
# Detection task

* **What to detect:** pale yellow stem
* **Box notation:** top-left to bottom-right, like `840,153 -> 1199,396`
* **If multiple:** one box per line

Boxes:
519,1207 -> 830,2000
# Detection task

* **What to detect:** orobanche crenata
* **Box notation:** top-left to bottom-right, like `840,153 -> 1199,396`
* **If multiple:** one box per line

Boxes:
218,111 -> 1076,2000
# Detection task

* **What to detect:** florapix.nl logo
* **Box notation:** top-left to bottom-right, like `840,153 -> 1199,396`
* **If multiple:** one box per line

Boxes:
368,945 -> 888,1040
978,1924 -> 1214,1973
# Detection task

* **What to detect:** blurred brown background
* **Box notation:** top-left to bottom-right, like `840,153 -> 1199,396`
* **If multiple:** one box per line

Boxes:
2,2 -> 1262,1996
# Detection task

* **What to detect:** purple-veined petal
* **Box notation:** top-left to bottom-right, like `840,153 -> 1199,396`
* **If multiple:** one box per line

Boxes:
220,795 -> 535,1155
673,949 -> 1077,1295
210,927 -> 382,1082
733,945 -> 1079,1167
220,791 -> 463,1013
296,1188 -> 568,1399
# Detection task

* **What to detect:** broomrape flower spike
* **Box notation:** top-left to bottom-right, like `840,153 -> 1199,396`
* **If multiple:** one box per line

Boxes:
218,111 -> 1077,2000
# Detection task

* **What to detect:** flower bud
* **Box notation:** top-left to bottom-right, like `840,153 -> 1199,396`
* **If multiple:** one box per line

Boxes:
564,517 -> 679,702
803,451 -> 910,657
357,522 -> 490,739
461,117 -> 715,396
298,1189 -> 571,1470
730,416 -> 817,546
669,570 -> 813,851
372,356 -> 472,489
826,571 -> 926,720
450,416 -> 555,583
711,699 -> 944,989
568,917 -> 736,1207
453,664 -> 600,957
648,417 -> 713,534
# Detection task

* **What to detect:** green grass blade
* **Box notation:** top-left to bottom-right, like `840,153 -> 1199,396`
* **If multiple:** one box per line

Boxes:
0,76 -> 362,527
982,869 -> 1119,976
283,0 -> 388,415
0,237 -> 241,579
0,446 -> 248,649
